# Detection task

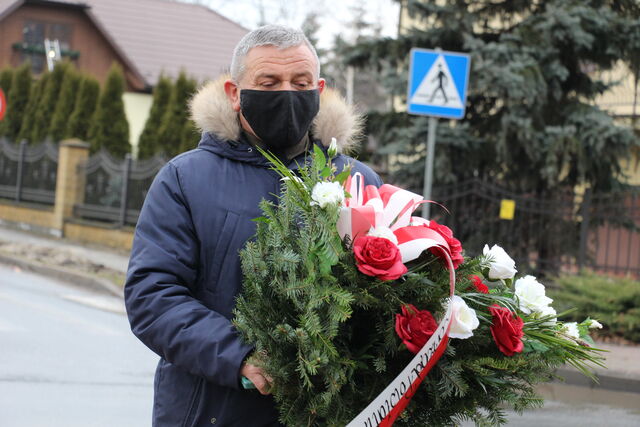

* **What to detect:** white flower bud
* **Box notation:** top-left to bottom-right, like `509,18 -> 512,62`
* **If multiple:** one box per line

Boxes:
328,137 -> 338,158
588,319 -> 603,329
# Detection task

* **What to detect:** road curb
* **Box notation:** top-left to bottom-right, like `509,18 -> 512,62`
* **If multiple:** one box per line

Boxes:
0,253 -> 124,298
555,367 -> 640,394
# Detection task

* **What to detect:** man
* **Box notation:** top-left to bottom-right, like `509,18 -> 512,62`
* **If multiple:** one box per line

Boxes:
125,25 -> 381,426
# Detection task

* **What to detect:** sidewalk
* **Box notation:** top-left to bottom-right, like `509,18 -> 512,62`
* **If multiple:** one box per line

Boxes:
0,224 -> 639,394
0,222 -> 129,272
556,342 -> 640,394
0,223 -> 129,297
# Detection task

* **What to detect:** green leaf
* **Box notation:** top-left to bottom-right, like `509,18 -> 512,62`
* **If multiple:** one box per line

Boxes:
313,143 -> 327,170
335,167 -> 352,185
523,339 -> 549,353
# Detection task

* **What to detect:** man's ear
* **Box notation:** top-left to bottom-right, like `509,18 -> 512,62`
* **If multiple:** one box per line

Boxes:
318,78 -> 326,94
224,79 -> 241,112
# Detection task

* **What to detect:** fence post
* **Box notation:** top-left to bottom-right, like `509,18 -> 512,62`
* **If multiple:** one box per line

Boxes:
118,153 -> 132,227
578,188 -> 592,271
53,139 -> 90,236
14,140 -> 27,202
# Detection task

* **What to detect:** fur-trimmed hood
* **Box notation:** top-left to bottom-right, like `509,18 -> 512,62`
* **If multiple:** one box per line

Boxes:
189,76 -> 363,154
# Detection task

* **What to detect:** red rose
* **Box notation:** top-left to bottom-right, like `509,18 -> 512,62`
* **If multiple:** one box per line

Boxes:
470,275 -> 489,294
425,220 -> 464,269
395,304 -> 437,354
353,235 -> 407,281
489,304 -> 524,356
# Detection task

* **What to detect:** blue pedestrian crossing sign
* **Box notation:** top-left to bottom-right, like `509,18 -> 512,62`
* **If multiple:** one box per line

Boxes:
407,48 -> 471,119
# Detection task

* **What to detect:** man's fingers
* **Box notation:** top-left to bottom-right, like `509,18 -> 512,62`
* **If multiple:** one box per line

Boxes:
241,362 -> 274,395
250,374 -> 271,395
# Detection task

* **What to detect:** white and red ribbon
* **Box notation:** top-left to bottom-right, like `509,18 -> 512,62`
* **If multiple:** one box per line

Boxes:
338,172 -> 442,264
340,173 -> 456,426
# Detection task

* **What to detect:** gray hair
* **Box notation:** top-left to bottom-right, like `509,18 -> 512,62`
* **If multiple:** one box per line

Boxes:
230,25 -> 320,81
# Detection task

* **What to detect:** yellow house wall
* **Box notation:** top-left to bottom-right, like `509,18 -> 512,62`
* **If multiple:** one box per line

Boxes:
619,149 -> 640,186
123,92 -> 153,158
594,62 -> 638,118
593,62 -> 639,185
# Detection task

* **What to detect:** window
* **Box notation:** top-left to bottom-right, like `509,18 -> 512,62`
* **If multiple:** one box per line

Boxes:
21,20 -> 73,74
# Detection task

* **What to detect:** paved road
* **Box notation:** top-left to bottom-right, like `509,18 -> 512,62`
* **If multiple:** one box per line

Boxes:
500,382 -> 640,426
0,263 -> 157,427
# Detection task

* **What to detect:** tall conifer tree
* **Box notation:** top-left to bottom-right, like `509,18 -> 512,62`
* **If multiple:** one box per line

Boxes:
66,76 -> 100,141
49,67 -> 80,142
88,63 -> 130,156
137,74 -> 172,158
178,119 -> 200,154
0,67 -> 13,98
1,63 -> 31,141
18,72 -> 49,143
156,71 -> 196,158
30,61 -> 70,143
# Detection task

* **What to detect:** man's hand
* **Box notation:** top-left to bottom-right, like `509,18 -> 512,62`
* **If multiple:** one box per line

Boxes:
240,362 -> 273,395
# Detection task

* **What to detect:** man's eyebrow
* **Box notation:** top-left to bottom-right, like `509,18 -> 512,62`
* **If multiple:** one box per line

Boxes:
292,71 -> 313,79
254,73 -> 279,80
254,72 -> 313,80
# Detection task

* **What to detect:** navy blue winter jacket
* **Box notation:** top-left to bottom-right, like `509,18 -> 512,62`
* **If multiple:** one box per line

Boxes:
125,81 -> 382,427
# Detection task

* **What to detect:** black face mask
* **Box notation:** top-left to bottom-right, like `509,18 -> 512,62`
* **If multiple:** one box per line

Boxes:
240,89 -> 320,151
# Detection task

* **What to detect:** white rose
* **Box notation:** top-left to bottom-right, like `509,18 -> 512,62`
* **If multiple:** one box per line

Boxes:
448,295 -> 480,339
367,226 -> 398,245
588,319 -> 603,329
537,305 -> 557,326
483,244 -> 517,280
562,322 -> 580,339
514,275 -> 553,314
310,181 -> 345,208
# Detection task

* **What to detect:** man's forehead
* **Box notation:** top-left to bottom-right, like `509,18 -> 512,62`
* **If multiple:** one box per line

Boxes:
243,45 -> 317,77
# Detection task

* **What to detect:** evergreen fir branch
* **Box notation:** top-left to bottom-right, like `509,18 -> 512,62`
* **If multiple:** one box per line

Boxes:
437,362 -> 469,398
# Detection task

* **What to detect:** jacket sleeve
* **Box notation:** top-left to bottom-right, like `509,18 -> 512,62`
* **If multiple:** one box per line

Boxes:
124,162 -> 252,389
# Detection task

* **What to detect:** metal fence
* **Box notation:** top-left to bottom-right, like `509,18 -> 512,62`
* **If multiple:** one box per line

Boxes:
584,191 -> 640,276
0,139 -> 637,277
0,138 -> 58,205
431,179 -> 640,277
74,149 -> 166,226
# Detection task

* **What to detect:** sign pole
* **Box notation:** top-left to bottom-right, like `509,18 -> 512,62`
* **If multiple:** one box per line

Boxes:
408,47 -> 470,219
422,116 -> 437,218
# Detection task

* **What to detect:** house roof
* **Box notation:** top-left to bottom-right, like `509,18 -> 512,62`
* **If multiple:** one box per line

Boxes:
0,0 -> 248,87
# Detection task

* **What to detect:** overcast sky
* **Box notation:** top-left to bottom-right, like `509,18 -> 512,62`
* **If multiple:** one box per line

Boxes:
191,0 -> 400,49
